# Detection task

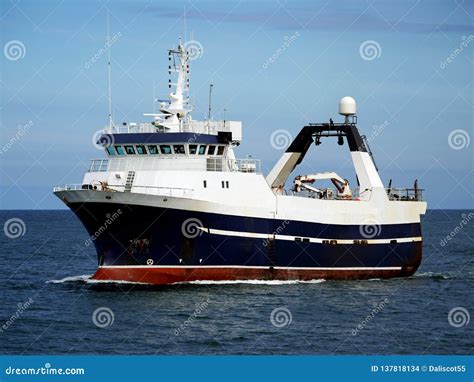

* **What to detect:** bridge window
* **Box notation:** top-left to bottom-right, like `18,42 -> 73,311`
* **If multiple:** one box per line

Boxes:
147,145 -> 159,155
207,145 -> 216,155
106,146 -> 116,156
189,144 -> 198,154
136,145 -> 147,155
173,144 -> 185,155
124,145 -> 135,155
217,146 -> 225,156
198,145 -> 206,155
114,145 -> 125,155
160,145 -> 172,154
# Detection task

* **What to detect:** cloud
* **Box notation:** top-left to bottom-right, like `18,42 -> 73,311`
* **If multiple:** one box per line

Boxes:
123,1 -> 474,35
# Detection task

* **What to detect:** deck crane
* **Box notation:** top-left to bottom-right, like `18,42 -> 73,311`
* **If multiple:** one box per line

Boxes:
293,172 -> 353,199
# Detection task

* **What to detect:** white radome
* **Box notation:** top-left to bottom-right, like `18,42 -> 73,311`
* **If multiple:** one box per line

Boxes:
339,96 -> 356,116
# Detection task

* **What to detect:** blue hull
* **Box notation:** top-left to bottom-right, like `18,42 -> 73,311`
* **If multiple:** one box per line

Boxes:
69,202 -> 422,281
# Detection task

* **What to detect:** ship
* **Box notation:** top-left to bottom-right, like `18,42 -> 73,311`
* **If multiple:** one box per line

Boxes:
54,39 -> 427,284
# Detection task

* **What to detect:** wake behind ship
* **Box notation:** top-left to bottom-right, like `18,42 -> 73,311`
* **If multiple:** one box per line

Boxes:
54,39 -> 427,284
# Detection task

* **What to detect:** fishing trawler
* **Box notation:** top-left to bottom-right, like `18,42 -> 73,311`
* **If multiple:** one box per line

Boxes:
53,39 -> 427,284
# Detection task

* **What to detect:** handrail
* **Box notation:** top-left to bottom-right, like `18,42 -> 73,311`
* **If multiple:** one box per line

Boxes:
104,120 -> 235,135
53,184 -> 84,192
88,159 -> 109,172
287,187 -> 424,201
386,188 -> 424,201
53,183 -> 194,198
87,157 -> 261,174
55,182 -> 423,202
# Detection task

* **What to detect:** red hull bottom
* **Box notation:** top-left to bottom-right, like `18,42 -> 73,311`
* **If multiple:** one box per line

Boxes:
92,266 -> 414,285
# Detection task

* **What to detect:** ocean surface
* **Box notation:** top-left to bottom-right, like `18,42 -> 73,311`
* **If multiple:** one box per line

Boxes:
0,210 -> 472,355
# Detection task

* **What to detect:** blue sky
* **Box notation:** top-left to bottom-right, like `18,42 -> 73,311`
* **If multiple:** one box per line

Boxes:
1,0 -> 472,209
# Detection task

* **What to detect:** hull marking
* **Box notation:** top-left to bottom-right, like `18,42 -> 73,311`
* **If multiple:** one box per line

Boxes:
198,227 -> 422,245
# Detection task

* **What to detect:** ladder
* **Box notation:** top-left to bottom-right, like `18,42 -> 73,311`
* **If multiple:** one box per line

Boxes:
361,135 -> 378,171
124,171 -> 135,192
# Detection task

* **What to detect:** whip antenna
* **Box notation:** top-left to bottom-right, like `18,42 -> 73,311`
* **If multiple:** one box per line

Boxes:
107,10 -> 114,131
208,84 -> 213,120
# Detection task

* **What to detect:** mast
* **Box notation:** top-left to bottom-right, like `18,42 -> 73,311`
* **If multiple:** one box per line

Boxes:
141,38 -> 207,132
163,39 -> 192,119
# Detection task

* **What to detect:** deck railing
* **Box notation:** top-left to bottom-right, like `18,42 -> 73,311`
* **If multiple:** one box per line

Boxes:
386,188 -> 423,201
55,183 -> 423,202
53,184 -> 194,198
287,187 -> 424,201
87,157 -> 261,174
104,120 -> 234,135
53,184 -> 84,192
88,159 -> 109,172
